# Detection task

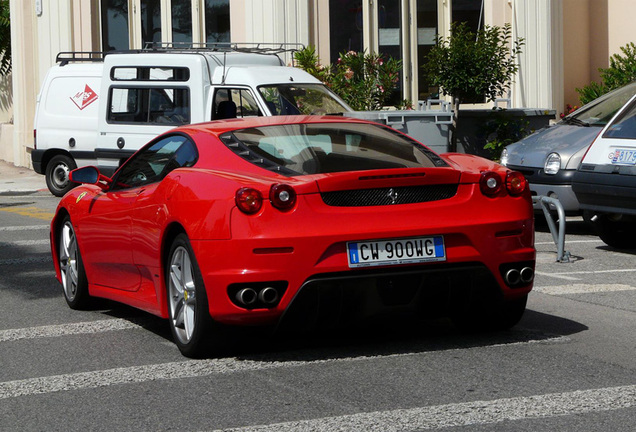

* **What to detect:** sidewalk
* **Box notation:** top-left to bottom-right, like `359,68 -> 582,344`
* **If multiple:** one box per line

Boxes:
0,160 -> 48,195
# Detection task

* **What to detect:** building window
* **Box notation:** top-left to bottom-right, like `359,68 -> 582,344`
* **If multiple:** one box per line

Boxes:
172,0 -> 193,44
416,0 -> 438,100
329,0 -> 363,64
101,0 -> 130,51
205,0 -> 231,43
452,0 -> 484,32
141,0 -> 162,46
100,0 -> 230,50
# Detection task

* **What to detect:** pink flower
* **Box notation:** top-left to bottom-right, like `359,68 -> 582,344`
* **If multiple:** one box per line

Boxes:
344,68 -> 354,80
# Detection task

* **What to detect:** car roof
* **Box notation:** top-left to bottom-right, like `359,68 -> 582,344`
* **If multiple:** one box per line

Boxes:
176,115 -> 378,136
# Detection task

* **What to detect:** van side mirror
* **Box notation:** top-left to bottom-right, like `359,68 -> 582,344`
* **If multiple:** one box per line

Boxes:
69,166 -> 111,191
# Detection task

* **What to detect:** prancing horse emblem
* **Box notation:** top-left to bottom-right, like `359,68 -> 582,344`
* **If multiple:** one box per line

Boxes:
387,188 -> 398,204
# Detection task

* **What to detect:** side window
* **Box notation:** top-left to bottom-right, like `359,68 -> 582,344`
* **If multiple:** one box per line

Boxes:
113,135 -> 198,190
108,87 -> 190,125
212,88 -> 262,120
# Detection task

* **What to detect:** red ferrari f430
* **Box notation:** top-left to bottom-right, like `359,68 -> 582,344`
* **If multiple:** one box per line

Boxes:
51,116 -> 535,357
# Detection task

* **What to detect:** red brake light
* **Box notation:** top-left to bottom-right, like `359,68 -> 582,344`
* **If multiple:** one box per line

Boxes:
235,188 -> 263,214
506,171 -> 527,196
269,184 -> 297,211
479,171 -> 504,197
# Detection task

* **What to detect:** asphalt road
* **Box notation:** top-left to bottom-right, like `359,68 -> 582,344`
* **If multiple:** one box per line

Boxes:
1,192 -> 635,431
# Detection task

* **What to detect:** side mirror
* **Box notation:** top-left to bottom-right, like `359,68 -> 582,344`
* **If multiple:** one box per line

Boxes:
69,166 -> 111,191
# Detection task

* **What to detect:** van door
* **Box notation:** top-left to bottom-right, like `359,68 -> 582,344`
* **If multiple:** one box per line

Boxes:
97,59 -> 206,173
210,87 -> 265,120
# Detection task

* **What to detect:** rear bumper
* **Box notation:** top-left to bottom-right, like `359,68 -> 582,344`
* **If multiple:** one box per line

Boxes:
191,214 -> 535,327
31,149 -> 45,174
573,170 -> 636,215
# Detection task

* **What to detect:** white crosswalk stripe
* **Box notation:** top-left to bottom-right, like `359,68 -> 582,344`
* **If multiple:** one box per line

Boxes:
212,385 -> 636,432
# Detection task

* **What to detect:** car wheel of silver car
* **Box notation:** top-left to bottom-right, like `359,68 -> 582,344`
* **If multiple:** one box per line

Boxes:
593,214 -> 636,249
59,216 -> 90,309
166,233 -> 212,358
46,154 -> 77,197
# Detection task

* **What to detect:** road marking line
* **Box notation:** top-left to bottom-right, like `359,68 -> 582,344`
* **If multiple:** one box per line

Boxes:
534,284 -> 636,295
1,239 -> 50,246
535,239 -> 603,245
534,271 -> 579,281
0,336 -> 568,400
553,268 -> 636,275
0,225 -> 49,231
0,206 -> 54,221
0,256 -> 51,266
212,385 -> 636,432
0,319 -> 141,343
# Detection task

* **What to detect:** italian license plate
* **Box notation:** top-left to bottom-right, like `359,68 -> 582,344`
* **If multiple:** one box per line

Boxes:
347,236 -> 446,268
611,149 -> 636,165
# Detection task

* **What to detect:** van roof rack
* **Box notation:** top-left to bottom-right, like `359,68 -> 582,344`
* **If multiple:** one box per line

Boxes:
55,43 -> 305,66
142,42 -> 305,55
56,51 -> 105,66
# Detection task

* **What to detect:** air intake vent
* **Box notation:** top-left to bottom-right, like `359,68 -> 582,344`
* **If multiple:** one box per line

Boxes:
321,184 -> 458,207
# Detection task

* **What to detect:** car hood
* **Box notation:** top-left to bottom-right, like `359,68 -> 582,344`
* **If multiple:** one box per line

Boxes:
505,124 -> 601,169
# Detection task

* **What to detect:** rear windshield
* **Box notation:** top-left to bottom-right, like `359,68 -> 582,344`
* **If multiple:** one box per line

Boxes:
220,122 -> 447,176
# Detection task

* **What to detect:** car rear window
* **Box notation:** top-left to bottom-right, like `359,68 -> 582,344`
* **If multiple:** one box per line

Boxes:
220,122 -> 447,176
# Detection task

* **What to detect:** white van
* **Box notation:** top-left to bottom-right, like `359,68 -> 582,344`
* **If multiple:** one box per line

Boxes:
572,90 -> 636,248
32,45 -> 352,196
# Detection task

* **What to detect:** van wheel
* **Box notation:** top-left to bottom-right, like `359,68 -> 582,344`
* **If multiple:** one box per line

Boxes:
46,155 -> 77,197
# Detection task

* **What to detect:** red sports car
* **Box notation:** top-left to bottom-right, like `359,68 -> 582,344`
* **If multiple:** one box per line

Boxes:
51,116 -> 535,357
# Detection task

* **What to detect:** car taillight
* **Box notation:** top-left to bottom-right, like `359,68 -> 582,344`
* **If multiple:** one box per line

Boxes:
33,129 -> 37,149
269,183 -> 297,211
506,171 -> 527,196
235,187 -> 263,214
480,171 -> 504,197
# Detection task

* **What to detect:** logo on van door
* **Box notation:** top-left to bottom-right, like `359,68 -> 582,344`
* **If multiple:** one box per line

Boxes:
70,84 -> 98,111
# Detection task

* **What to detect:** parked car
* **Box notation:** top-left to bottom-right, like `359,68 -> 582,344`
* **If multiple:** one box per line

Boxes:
501,82 -> 636,214
573,91 -> 636,248
51,116 -> 535,357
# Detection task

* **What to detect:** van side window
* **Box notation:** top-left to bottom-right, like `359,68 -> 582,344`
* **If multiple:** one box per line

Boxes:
113,135 -> 198,190
111,66 -> 190,81
212,88 -> 262,120
108,87 -> 190,125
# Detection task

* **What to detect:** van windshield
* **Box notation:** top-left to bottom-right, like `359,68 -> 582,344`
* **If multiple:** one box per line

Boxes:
258,84 -> 351,116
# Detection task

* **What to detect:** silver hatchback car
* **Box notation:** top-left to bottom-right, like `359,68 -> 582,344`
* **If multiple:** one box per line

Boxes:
501,82 -> 636,214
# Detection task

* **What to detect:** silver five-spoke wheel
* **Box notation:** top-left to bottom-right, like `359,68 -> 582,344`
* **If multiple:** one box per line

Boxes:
168,245 -> 198,344
58,216 -> 89,309
166,233 -> 211,357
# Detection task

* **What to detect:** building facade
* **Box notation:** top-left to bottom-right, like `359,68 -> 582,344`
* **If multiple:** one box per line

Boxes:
2,0 -> 634,167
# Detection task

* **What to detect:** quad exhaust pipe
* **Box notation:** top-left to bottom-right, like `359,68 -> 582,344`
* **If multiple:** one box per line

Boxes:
504,266 -> 534,286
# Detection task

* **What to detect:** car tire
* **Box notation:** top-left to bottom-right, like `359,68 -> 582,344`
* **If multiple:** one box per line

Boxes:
593,214 -> 636,249
46,154 -> 77,197
59,216 -> 91,309
166,233 -> 213,358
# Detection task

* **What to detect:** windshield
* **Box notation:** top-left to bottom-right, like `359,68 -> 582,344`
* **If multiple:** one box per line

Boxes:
565,82 -> 636,126
258,84 -> 351,116
222,122 -> 447,176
